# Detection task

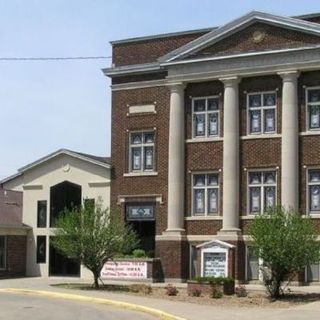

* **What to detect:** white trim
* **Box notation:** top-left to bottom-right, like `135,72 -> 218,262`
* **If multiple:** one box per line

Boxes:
123,172 -> 158,177
111,79 -> 166,91
185,216 -> 222,221
300,131 -> 320,136
186,137 -> 223,143
117,194 -> 163,205
196,239 -> 235,249
240,134 -> 281,140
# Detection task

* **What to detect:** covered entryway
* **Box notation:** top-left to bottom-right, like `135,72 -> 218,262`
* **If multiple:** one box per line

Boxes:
125,203 -> 155,256
49,181 -> 81,276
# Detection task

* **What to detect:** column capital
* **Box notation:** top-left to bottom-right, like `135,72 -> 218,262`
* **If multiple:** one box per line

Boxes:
278,70 -> 300,82
219,76 -> 241,87
167,82 -> 186,92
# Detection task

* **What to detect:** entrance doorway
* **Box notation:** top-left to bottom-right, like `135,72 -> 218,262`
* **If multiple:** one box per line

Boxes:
49,181 -> 81,276
125,203 -> 155,256
49,238 -> 80,276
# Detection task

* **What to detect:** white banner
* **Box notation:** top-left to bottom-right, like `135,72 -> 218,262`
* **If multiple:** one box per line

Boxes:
100,261 -> 147,279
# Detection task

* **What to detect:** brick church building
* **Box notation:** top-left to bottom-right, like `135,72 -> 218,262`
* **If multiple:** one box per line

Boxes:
104,11 -> 320,283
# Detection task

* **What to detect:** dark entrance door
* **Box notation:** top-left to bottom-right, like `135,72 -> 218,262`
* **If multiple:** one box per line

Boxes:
49,238 -> 80,277
49,180 -> 81,276
126,203 -> 155,256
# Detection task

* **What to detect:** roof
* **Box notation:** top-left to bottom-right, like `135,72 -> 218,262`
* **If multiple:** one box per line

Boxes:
1,149 -> 111,185
0,188 -> 28,229
110,11 -> 320,46
196,239 -> 236,249
159,10 -> 320,63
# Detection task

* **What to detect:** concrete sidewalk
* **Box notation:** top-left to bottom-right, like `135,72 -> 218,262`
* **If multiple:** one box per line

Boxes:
1,278 -> 320,320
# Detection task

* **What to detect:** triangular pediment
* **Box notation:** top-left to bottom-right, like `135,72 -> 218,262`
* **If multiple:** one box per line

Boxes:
159,11 -> 320,63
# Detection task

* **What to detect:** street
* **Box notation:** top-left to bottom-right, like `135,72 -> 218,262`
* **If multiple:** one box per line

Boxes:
0,292 -> 156,320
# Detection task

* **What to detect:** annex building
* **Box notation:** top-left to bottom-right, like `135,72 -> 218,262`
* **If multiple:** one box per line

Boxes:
104,11 -> 320,283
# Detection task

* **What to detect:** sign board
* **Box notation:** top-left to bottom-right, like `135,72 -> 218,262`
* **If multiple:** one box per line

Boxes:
100,261 -> 148,279
203,252 -> 226,277
126,204 -> 154,220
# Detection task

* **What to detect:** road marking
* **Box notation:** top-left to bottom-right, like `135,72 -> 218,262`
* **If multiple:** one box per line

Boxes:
0,288 -> 186,320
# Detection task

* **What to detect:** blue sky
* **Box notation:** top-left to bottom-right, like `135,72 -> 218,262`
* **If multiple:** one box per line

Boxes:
1,0 -> 320,178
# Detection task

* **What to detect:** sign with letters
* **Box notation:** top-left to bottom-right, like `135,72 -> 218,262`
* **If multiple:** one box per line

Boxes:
100,261 -> 147,279
203,252 -> 226,277
126,204 -> 154,220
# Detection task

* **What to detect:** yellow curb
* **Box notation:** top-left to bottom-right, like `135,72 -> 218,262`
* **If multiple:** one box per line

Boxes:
0,288 -> 186,320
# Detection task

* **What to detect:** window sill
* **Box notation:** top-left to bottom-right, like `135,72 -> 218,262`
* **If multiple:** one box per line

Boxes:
240,215 -> 257,219
185,216 -> 222,220
186,137 -> 223,143
240,134 -> 281,140
305,213 -> 320,218
300,131 -> 320,136
123,172 -> 158,177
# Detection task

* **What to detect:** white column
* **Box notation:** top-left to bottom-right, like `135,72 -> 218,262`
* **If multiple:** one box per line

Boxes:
166,83 -> 185,233
279,71 -> 299,211
220,77 -> 241,234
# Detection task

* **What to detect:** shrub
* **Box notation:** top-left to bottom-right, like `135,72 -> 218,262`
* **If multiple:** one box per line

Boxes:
128,284 -> 152,294
132,249 -> 147,258
165,284 -> 178,296
211,286 -> 223,299
190,288 -> 202,297
235,285 -> 247,298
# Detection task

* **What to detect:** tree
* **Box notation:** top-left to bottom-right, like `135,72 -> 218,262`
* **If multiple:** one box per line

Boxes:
51,199 -> 139,288
249,206 -> 320,299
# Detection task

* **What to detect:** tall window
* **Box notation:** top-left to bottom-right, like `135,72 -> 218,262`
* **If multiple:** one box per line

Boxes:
307,88 -> 320,130
193,97 -> 220,138
36,236 -> 46,264
37,200 -> 47,228
192,173 -> 219,216
129,132 -> 155,172
247,92 -> 276,134
248,171 -> 276,215
0,236 -> 6,269
308,169 -> 320,213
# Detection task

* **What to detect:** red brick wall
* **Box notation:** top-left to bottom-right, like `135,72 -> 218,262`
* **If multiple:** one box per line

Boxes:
112,31 -> 209,67
0,235 -> 26,278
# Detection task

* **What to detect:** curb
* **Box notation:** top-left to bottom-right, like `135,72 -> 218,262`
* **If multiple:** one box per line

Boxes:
0,288 -> 186,320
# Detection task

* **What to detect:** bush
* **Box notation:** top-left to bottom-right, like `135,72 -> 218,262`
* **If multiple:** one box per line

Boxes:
193,276 -> 234,285
128,284 -> 152,294
211,286 -> 223,299
189,288 -> 202,297
132,249 -> 147,258
165,284 -> 178,296
235,285 -> 247,298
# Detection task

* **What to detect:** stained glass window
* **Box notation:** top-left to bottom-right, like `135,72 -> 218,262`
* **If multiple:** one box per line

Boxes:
307,89 -> 320,130
248,92 -> 276,134
129,132 -> 154,172
193,97 -> 220,137
193,173 -> 219,216
308,170 -> 320,212
248,171 -> 276,215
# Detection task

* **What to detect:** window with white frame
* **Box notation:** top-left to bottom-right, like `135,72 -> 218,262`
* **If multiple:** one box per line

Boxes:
0,236 -> 6,270
248,171 -> 276,215
308,169 -> 320,213
129,131 -> 155,172
193,97 -> 220,138
192,173 -> 219,216
247,92 -> 276,134
306,88 -> 320,130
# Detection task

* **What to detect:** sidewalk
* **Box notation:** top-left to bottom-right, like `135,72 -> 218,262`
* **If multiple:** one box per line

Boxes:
1,277 -> 320,320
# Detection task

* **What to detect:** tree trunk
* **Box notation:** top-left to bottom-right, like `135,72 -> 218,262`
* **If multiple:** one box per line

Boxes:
93,273 -> 99,289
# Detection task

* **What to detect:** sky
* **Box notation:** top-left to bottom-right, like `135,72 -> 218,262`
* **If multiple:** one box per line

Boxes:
1,0 -> 320,178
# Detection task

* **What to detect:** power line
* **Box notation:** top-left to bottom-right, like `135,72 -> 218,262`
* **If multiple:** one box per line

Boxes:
0,56 -> 111,61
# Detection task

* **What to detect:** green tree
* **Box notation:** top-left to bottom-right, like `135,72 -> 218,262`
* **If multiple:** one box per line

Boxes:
249,206 -> 320,299
51,199 -> 139,288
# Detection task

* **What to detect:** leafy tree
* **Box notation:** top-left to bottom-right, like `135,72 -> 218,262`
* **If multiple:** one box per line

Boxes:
249,206 -> 320,299
51,199 -> 139,288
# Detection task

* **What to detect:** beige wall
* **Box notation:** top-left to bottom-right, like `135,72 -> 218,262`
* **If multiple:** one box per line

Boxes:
3,154 -> 110,279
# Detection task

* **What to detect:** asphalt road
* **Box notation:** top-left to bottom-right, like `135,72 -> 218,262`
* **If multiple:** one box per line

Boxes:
0,292 -> 157,320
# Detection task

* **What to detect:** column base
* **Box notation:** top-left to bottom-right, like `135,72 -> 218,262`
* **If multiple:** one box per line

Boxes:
217,228 -> 242,241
